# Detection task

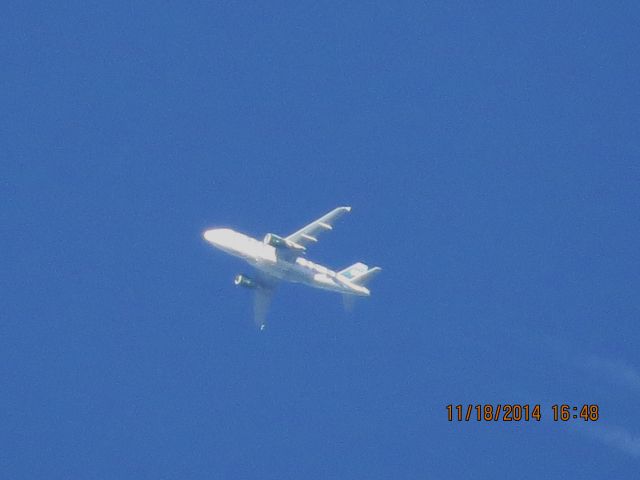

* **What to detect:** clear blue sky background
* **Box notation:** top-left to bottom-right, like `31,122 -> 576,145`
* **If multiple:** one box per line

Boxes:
2,1 -> 639,478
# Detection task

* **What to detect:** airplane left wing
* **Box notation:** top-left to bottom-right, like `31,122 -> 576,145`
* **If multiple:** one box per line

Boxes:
252,271 -> 278,330
285,206 -> 351,249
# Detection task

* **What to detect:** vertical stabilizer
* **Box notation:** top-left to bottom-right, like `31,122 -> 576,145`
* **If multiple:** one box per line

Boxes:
342,294 -> 356,312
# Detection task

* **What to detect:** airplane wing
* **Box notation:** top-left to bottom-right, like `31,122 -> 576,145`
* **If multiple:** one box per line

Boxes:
285,206 -> 352,249
252,271 -> 278,330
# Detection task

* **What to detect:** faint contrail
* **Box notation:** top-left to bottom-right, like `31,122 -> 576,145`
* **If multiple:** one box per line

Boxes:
540,335 -> 640,458
543,335 -> 640,394
583,355 -> 640,394
573,422 -> 640,458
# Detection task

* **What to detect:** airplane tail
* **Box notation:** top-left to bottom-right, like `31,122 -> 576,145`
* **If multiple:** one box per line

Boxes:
338,262 -> 382,286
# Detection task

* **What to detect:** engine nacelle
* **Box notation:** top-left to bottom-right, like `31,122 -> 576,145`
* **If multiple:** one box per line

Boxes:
234,274 -> 257,289
263,233 -> 305,252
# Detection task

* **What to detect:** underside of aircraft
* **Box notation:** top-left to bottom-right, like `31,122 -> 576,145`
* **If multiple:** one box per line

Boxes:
203,206 -> 381,329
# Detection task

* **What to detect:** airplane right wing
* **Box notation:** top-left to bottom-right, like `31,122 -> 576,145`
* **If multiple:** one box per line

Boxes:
285,206 -> 352,249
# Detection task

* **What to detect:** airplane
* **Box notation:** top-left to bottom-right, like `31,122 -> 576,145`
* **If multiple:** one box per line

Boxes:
203,206 -> 381,330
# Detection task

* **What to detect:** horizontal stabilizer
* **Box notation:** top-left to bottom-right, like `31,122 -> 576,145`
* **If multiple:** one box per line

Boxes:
350,266 -> 382,286
338,262 -> 369,280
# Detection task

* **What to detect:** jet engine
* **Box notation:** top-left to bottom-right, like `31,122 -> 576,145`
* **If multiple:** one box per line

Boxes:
263,233 -> 305,253
234,274 -> 257,289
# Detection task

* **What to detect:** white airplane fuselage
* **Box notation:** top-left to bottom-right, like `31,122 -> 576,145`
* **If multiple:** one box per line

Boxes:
203,228 -> 370,296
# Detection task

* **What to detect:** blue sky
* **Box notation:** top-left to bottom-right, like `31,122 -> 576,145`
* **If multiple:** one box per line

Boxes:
2,1 -> 639,478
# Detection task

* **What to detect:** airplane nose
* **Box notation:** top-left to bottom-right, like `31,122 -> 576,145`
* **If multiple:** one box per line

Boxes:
203,228 -> 224,245
203,228 -> 238,251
